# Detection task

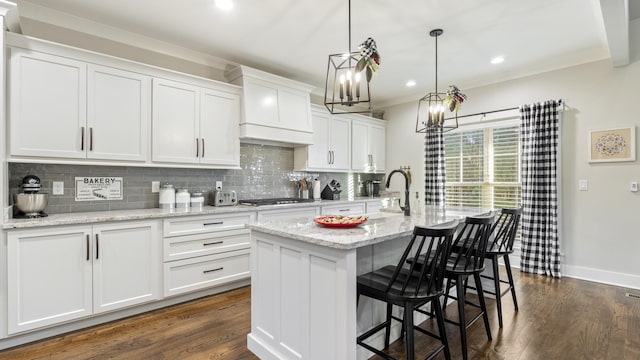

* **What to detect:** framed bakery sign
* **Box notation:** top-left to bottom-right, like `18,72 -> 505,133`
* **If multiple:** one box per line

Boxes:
75,177 -> 123,201
588,126 -> 636,163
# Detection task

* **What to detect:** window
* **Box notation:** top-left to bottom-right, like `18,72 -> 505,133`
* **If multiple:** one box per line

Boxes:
444,124 -> 521,210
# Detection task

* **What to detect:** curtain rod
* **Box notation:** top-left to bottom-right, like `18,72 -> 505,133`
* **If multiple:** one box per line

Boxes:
444,99 -> 563,121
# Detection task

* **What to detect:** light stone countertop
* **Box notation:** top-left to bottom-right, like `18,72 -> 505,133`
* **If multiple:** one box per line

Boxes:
246,206 -> 488,250
2,197 -> 386,230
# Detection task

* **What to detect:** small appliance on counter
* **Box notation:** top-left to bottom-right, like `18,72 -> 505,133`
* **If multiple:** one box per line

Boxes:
175,188 -> 191,209
190,191 -> 205,210
13,175 -> 49,218
212,189 -> 237,206
321,179 -> 342,200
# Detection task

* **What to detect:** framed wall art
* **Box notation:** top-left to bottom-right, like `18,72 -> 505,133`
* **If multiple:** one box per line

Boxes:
588,126 -> 636,162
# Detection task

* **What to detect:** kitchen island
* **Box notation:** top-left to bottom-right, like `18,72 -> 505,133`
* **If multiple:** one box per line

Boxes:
245,207 -> 486,360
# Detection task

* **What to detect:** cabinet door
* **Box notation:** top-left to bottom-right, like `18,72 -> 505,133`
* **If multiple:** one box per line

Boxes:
152,78 -> 199,164
9,48 -> 87,159
369,124 -> 386,172
87,65 -> 150,161
7,226 -> 93,334
329,117 -> 351,170
351,121 -> 369,171
307,111 -> 331,169
93,221 -> 160,314
199,88 -> 241,166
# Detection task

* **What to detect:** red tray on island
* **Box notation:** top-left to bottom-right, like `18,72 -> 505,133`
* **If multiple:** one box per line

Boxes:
314,215 -> 368,228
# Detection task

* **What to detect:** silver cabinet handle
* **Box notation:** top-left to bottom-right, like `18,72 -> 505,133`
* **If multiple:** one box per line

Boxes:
203,241 -> 223,246
89,127 -> 94,151
81,127 -> 85,151
204,221 -> 224,226
330,151 -> 335,164
201,138 -> 205,158
327,151 -> 331,165
338,209 -> 350,212
95,234 -> 99,259
86,234 -> 90,261
196,138 -> 199,157
203,267 -> 224,274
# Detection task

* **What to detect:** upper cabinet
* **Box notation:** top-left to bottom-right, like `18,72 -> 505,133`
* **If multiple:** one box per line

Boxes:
294,106 -> 351,171
225,66 -> 314,145
152,78 -> 240,167
9,49 -> 150,162
350,116 -> 386,173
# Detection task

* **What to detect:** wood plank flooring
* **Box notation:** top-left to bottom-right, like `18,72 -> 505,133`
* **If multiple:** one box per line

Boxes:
1,269 -> 639,360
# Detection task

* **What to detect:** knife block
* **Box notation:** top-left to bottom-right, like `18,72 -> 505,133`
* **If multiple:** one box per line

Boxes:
321,184 -> 341,200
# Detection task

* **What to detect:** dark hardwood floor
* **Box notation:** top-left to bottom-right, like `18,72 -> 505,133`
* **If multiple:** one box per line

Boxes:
1,268 -> 639,359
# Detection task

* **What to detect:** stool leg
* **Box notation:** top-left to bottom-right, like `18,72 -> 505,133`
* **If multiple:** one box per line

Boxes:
492,256 -> 504,328
504,254 -> 519,311
455,275 -> 468,360
403,302 -> 415,360
384,303 -> 392,348
474,272 -> 492,340
443,277 -> 453,309
433,298 -> 451,360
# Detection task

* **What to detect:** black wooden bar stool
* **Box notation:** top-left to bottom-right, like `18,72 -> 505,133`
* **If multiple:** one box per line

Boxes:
470,207 -> 522,328
356,221 -> 458,360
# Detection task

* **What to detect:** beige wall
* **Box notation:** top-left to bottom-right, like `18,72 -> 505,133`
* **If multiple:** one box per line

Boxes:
383,58 -> 640,289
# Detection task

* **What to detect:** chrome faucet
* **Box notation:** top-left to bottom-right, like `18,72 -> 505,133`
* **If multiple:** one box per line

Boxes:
385,169 -> 411,216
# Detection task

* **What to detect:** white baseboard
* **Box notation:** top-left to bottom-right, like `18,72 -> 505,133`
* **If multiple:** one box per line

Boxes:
562,264 -> 640,291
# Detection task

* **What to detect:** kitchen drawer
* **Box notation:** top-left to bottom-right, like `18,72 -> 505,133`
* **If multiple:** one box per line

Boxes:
320,202 -> 366,216
164,228 -> 250,262
257,206 -> 319,222
164,249 -> 250,297
163,212 -> 255,237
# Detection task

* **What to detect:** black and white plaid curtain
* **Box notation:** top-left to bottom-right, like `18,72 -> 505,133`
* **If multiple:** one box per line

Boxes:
519,100 -> 561,278
424,129 -> 445,205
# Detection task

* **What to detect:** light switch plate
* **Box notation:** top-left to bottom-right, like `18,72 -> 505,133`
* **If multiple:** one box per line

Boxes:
579,179 -> 588,191
631,182 -> 638,192
52,181 -> 64,195
152,181 -> 160,193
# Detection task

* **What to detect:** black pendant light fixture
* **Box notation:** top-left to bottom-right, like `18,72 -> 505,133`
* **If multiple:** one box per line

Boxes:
416,29 -> 463,133
324,0 -> 380,114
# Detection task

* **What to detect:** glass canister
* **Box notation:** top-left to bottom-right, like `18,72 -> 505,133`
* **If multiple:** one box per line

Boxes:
159,183 -> 175,209
190,191 -> 205,211
175,188 -> 191,209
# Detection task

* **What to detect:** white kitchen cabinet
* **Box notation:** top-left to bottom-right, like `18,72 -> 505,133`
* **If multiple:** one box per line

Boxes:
9,48 -> 151,162
162,212 -> 254,297
294,107 -> 351,171
351,117 -> 386,173
152,78 -> 240,167
7,221 -> 160,334
225,65 -> 314,145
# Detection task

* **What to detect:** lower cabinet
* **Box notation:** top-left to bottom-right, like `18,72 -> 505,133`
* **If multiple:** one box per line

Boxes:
6,220 -> 160,334
162,212 -> 255,297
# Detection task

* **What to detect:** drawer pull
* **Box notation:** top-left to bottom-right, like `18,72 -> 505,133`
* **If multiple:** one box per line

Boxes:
338,209 -> 350,212
204,221 -> 224,226
203,267 -> 224,274
203,241 -> 224,246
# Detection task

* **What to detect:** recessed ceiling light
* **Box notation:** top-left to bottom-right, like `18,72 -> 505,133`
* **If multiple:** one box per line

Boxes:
215,0 -> 233,11
491,56 -> 504,64
406,80 -> 416,87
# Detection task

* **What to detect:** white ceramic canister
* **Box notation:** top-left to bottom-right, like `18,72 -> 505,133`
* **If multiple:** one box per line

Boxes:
175,188 -> 191,209
159,183 -> 176,209
190,191 -> 205,211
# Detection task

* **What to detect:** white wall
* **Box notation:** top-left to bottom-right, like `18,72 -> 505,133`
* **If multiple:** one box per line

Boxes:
383,58 -> 640,290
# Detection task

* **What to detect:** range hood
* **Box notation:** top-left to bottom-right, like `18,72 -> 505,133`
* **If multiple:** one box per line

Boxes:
225,66 -> 314,147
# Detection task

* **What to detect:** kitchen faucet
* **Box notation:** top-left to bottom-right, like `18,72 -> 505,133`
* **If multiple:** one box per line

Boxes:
385,169 -> 411,216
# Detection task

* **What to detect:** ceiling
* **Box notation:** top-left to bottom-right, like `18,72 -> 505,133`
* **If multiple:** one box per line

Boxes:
9,0 -> 639,108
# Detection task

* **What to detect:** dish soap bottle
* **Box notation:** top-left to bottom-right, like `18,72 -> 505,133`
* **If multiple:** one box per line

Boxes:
411,191 -> 421,215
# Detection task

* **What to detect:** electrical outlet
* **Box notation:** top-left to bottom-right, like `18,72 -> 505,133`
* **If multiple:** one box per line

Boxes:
631,182 -> 638,192
216,181 -> 222,190
52,181 -> 64,195
578,179 -> 588,191
152,181 -> 160,193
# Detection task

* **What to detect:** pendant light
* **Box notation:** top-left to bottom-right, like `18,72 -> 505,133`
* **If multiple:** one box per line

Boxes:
416,29 -> 459,133
324,0 -> 380,115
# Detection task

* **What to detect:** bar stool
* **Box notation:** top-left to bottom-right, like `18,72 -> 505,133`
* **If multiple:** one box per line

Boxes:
472,207 -> 522,328
439,212 -> 495,360
356,221 -> 458,360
